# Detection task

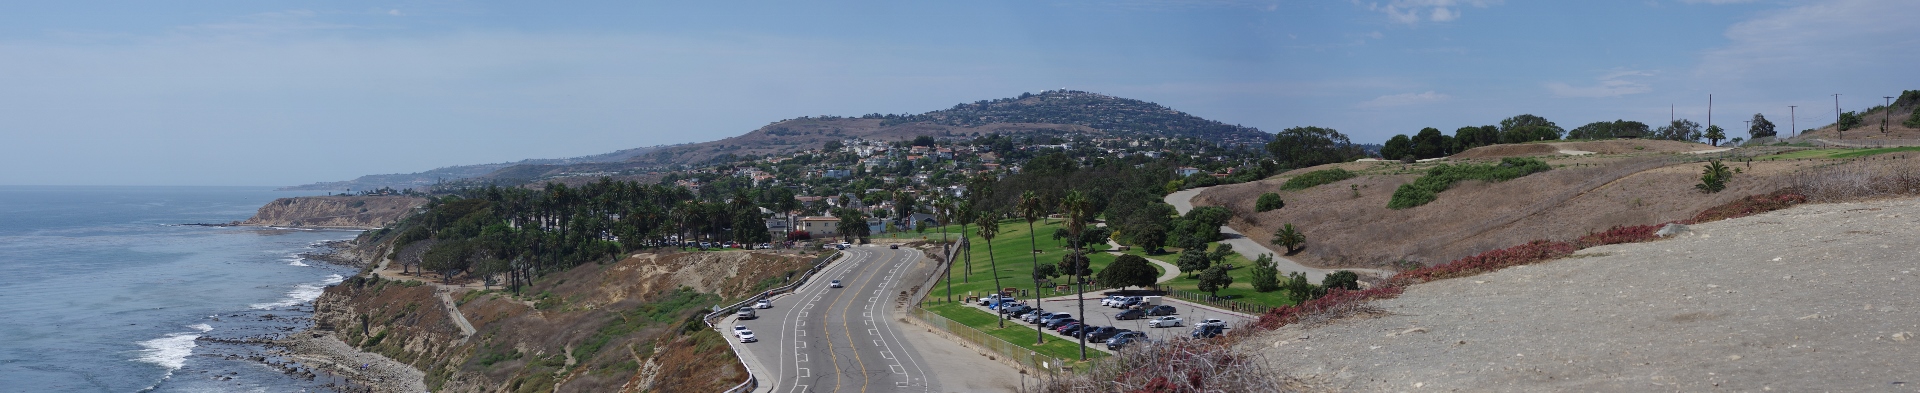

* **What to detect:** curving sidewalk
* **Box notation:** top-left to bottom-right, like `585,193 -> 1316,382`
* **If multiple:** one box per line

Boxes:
1164,187 -> 1390,283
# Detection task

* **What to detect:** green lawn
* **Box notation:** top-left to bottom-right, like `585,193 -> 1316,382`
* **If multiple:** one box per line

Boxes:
923,302 -> 1107,362
1760,146 -> 1920,160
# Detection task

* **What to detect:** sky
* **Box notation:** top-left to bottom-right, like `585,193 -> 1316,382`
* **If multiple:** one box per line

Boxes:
2,0 -> 1916,186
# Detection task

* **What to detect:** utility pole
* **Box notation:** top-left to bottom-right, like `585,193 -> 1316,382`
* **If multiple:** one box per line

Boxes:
1708,95 -> 1713,134
1835,94 -> 1843,139
1887,96 -> 1896,134
1790,106 -> 1797,137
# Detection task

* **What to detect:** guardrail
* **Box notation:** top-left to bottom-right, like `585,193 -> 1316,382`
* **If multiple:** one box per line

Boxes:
703,251 -> 845,393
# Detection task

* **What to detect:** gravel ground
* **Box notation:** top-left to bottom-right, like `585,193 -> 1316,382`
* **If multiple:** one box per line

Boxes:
1245,197 -> 1920,392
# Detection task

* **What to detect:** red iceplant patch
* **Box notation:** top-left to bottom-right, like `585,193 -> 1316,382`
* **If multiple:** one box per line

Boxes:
1251,286 -> 1404,330
1573,224 -> 1663,248
1387,240 -> 1577,286
1686,190 -> 1809,224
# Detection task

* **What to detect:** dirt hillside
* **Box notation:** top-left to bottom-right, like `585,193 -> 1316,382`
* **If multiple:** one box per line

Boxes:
1242,196 -> 1920,392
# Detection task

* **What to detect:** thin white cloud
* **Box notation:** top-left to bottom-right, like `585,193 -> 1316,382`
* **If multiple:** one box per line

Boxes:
1682,0 -> 1757,4
1359,91 -> 1450,108
1546,69 -> 1655,98
1694,0 -> 1920,84
1354,0 -> 1500,24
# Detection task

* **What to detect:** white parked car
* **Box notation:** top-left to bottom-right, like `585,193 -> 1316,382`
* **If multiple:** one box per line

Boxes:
1100,296 -> 1121,307
754,299 -> 772,309
738,330 -> 757,343
1148,316 -> 1185,328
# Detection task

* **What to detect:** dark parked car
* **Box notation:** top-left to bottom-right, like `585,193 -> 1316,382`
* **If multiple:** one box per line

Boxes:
1053,321 -> 1083,333
1077,326 -> 1115,339
1045,318 -> 1079,330
1106,336 -> 1135,350
1061,324 -> 1094,336
1027,311 -> 1055,324
1146,305 -> 1177,316
1113,296 -> 1142,308
1088,328 -> 1130,343
1115,309 -> 1146,320
1191,324 -> 1227,339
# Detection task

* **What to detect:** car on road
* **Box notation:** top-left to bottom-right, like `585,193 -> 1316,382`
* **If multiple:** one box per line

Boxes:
754,299 -> 772,309
889,244 -> 899,249
1148,316 -> 1184,328
1145,305 -> 1177,316
1114,309 -> 1146,320
738,329 -> 758,343
735,307 -> 757,320
829,280 -> 843,288
732,325 -> 749,336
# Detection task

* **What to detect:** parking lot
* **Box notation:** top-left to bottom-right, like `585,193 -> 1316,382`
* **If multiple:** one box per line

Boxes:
961,293 -> 1256,350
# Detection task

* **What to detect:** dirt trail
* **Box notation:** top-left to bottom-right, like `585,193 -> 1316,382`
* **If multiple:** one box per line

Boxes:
1244,197 -> 1920,392
1167,187 -> 1391,282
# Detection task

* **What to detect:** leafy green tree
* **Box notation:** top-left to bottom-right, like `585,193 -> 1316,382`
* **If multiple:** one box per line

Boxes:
1696,160 -> 1732,193
1281,271 -> 1324,304
1058,252 -> 1092,277
1411,127 -> 1449,159
1098,254 -> 1159,289
1838,111 -> 1863,131
1032,262 -> 1060,283
1749,113 -> 1778,139
1255,193 -> 1285,212
1271,223 -> 1306,254
1380,134 -> 1413,161
1454,125 -> 1501,148
1266,126 -> 1363,170
1206,243 -> 1235,265
1322,270 -> 1360,291
1498,114 -> 1565,142
1197,264 -> 1234,297
1176,248 -> 1211,279
1655,119 -> 1703,141
1704,125 -> 1727,146
1249,254 -> 1282,292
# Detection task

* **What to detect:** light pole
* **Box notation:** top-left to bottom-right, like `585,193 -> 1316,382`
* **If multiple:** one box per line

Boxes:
1835,94 -> 1843,139
1790,106 -> 1797,137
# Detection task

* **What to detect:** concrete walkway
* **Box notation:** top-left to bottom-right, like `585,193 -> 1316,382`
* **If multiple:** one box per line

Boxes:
1164,187 -> 1390,283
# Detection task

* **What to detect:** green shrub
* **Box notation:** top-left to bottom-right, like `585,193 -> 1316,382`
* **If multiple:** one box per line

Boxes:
1321,270 -> 1360,291
1280,168 -> 1356,190
1387,157 -> 1551,209
1249,254 -> 1281,292
1255,192 -> 1285,212
1695,160 -> 1732,193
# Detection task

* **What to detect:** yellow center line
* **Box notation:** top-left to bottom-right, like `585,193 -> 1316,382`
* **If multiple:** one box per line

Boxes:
843,248 -> 897,393
818,251 -> 858,390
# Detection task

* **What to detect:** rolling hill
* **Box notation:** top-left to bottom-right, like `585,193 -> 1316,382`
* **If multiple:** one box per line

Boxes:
284,90 -> 1275,190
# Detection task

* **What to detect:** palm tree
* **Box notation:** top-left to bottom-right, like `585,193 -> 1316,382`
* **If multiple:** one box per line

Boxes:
1272,223 -> 1306,254
1017,191 -> 1045,344
1059,190 -> 1095,360
976,212 -> 1005,328
933,197 -> 953,302
956,200 -> 974,283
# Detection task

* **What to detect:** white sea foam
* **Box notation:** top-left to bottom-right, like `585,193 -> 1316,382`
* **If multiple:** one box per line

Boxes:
134,332 -> 198,371
287,259 -> 310,267
189,323 -> 213,332
249,274 -> 346,310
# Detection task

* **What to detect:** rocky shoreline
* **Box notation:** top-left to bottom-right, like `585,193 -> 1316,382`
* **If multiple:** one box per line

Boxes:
268,331 -> 428,393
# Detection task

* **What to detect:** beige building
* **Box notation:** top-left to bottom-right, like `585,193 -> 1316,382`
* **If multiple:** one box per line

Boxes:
798,216 -> 840,237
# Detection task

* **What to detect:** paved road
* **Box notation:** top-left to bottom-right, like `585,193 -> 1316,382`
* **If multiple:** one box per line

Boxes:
737,246 -> 935,393
1165,187 -> 1390,282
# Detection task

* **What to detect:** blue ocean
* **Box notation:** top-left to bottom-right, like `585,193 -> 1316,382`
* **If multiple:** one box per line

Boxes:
0,186 -> 362,392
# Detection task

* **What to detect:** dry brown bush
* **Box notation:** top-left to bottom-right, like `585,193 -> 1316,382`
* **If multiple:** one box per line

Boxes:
1035,339 -> 1298,393
1791,158 -> 1920,202
1450,143 -> 1559,159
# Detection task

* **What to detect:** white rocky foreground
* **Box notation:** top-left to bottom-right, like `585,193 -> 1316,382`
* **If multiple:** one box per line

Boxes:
1248,197 -> 1920,392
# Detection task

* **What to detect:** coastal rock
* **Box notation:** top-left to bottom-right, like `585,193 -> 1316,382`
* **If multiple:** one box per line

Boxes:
240,196 -> 426,229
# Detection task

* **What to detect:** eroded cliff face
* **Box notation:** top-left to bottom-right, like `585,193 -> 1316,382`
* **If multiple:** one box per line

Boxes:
311,248 -> 819,392
241,196 -> 427,229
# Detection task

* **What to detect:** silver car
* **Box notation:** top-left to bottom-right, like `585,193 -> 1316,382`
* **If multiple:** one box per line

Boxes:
1148,316 -> 1184,328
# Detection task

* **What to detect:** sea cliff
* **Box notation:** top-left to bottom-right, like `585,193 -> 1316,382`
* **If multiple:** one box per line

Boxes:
240,196 -> 427,229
